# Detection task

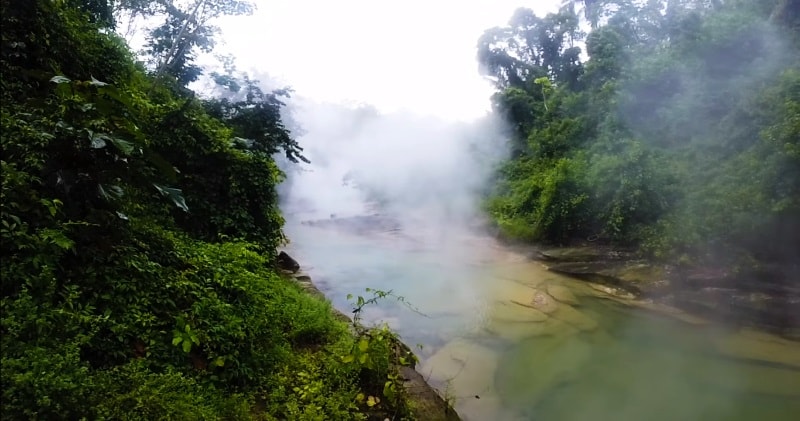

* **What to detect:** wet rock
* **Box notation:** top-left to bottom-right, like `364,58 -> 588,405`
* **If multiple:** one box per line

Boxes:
492,266 -> 548,289
544,261 -> 666,296
711,328 -> 800,370
667,287 -> 800,337
484,317 -> 579,342
586,283 -> 636,300
491,301 -> 549,323
525,290 -> 559,314
421,338 -> 500,401
530,245 -> 800,336
399,366 -> 462,421
625,300 -> 710,326
534,246 -> 633,262
276,251 -> 300,273
546,284 -> 579,305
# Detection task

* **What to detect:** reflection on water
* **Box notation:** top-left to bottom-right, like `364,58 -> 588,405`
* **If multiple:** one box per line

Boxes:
284,221 -> 800,421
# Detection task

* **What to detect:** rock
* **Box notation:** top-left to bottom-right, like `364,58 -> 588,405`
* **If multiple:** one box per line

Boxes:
421,338 -> 500,402
546,284 -> 579,305
711,328 -> 800,369
276,251 -> 300,273
587,283 -> 636,300
534,247 -> 632,262
399,366 -> 461,421
626,300 -> 710,326
526,290 -> 559,314
669,287 -> 800,338
491,301 -> 549,323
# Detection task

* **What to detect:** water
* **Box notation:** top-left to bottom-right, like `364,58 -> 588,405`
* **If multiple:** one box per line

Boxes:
284,219 -> 800,421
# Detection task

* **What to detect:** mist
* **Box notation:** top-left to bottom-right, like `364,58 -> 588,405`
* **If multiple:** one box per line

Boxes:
277,97 -> 509,246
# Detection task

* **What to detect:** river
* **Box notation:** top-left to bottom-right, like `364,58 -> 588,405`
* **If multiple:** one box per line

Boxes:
283,213 -> 800,421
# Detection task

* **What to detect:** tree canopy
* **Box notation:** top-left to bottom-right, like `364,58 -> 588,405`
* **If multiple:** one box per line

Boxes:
1,0 -> 416,418
480,0 -> 800,270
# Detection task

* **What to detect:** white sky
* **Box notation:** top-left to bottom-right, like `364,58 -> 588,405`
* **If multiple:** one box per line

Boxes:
215,1 -> 562,121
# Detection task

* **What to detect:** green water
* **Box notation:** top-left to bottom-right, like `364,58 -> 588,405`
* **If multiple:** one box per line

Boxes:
493,298 -> 800,421
285,221 -> 800,421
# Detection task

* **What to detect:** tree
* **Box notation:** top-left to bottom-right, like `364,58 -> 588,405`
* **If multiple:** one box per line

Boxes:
115,0 -> 255,86
478,7 -> 584,90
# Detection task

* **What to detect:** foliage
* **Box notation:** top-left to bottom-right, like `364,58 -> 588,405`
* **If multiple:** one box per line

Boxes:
481,0 -> 800,269
343,288 -> 423,418
1,0 -> 413,419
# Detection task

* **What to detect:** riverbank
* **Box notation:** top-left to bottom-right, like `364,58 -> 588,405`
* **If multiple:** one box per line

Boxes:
279,252 -> 461,421
520,244 -> 800,340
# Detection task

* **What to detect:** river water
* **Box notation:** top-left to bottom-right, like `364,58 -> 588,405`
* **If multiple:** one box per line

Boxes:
283,214 -> 800,421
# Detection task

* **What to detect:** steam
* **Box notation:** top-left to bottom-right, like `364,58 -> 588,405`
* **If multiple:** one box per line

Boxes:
278,97 -> 509,242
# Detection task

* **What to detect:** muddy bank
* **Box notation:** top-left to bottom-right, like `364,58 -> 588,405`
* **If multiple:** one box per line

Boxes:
278,253 -> 461,421
528,245 -> 800,340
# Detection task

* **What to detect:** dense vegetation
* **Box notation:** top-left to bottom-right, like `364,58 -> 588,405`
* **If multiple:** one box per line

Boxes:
480,0 -> 799,270
1,0 -> 415,419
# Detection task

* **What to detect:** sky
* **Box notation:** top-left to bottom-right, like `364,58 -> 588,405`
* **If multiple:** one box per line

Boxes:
214,0 -> 563,121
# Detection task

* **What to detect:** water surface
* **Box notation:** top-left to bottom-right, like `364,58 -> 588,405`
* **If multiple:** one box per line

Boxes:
284,219 -> 800,421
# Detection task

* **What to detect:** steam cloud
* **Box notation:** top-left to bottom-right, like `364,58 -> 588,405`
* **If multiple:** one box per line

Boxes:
278,97 -> 509,242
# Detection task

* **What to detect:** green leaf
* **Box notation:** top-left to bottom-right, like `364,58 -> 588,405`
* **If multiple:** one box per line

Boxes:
41,229 -> 74,250
98,184 -> 124,201
109,136 -> 135,155
358,338 -> 369,352
182,340 -> 192,353
172,337 -> 182,346
342,354 -> 354,363
153,183 -> 189,212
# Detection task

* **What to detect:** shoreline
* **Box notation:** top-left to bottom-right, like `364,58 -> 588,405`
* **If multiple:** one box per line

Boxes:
280,255 -> 462,421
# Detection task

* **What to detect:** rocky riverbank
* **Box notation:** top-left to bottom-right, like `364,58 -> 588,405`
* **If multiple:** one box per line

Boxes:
528,246 -> 800,340
278,251 -> 461,421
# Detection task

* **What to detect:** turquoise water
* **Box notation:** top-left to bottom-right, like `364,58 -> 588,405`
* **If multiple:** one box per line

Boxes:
284,221 -> 800,421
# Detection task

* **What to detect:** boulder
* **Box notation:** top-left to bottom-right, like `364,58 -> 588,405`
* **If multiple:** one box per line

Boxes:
276,251 -> 300,273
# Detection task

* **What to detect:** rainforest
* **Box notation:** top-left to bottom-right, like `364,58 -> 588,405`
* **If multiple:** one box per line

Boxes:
1,0 -> 798,420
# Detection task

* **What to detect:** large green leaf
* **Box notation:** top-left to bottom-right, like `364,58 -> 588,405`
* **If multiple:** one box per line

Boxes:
109,136 -> 135,155
153,183 -> 189,212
